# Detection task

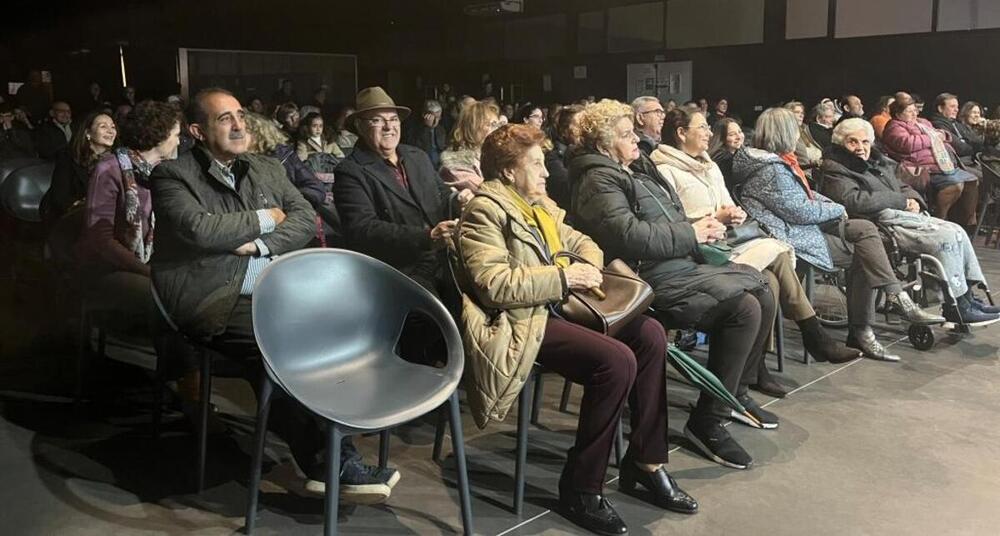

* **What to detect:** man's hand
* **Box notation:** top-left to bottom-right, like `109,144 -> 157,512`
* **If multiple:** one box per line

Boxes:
233,241 -> 259,256
267,208 -> 287,225
905,198 -> 921,213
430,219 -> 459,244
691,216 -> 726,244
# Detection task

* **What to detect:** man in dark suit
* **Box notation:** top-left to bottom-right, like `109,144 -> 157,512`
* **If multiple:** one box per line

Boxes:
34,101 -> 73,159
334,87 -> 471,296
404,99 -> 447,169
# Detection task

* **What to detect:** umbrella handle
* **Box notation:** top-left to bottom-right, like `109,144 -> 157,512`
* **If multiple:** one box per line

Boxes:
742,410 -> 763,428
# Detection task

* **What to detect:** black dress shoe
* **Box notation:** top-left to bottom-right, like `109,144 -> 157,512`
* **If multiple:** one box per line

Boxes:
619,460 -> 698,514
559,490 -> 629,535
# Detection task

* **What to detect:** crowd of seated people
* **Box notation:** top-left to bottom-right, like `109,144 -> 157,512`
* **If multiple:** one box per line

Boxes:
8,76 -> 1000,536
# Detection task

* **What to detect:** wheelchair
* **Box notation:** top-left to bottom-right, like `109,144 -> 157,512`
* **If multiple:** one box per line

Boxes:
874,220 -> 994,350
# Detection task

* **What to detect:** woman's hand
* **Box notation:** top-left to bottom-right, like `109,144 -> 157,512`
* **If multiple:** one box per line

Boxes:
563,263 -> 603,290
692,216 -> 727,244
905,198 -> 921,213
715,205 -> 746,225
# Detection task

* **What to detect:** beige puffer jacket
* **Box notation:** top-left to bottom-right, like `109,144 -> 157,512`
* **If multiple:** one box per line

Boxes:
651,144 -> 735,219
457,179 -> 603,428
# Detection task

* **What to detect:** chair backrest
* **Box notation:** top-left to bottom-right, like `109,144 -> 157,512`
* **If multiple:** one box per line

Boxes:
1,162 -> 56,222
252,248 -> 464,429
0,158 -> 45,187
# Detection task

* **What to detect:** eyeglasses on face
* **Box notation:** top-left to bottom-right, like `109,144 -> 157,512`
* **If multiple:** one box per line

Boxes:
366,116 -> 401,128
641,109 -> 666,117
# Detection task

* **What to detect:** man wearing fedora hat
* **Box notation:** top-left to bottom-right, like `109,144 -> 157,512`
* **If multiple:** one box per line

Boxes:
335,87 -> 469,297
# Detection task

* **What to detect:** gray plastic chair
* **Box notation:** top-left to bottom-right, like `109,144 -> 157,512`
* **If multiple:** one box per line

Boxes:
1,161 -> 55,222
247,249 -> 472,536
0,157 -> 44,187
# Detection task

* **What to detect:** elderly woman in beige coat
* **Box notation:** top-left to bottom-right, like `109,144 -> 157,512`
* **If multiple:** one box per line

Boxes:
652,108 -> 860,376
458,124 -> 696,536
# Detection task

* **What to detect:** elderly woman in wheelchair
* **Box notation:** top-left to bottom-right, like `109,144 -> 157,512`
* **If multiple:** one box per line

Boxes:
818,118 -> 999,327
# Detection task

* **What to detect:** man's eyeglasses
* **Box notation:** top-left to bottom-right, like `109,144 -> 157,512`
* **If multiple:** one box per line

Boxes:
641,109 -> 666,117
366,116 -> 401,128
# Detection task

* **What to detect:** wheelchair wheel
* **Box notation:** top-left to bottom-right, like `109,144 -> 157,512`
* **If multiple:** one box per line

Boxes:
908,324 -> 935,351
813,275 -> 850,328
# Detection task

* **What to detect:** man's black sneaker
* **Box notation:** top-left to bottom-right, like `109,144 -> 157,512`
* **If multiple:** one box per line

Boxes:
303,460 -> 400,504
683,417 -> 753,470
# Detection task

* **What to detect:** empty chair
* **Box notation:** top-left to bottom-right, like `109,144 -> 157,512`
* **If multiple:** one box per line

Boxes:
247,248 -> 472,536
0,157 -> 44,187
1,161 -> 55,222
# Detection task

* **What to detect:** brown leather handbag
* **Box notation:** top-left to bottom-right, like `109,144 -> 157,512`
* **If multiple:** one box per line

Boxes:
554,251 -> 655,337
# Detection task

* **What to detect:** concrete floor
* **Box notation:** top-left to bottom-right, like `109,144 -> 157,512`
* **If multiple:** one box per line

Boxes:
2,248 -> 1000,535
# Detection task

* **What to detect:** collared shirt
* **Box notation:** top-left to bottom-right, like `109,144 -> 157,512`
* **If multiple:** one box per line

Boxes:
211,159 -> 276,296
57,122 -> 72,142
385,156 -> 409,190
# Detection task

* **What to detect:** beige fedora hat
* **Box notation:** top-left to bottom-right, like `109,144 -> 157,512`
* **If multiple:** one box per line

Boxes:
346,86 -> 411,127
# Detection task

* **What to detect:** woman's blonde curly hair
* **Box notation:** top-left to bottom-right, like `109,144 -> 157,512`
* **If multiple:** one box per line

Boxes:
578,99 -> 635,152
244,111 -> 289,154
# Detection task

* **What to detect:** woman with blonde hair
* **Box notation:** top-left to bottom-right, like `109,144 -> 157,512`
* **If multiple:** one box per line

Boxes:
438,99 -> 501,192
244,111 -> 327,214
570,99 -> 778,471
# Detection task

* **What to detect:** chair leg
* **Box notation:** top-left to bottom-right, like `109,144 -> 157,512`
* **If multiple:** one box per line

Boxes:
151,348 -> 166,440
432,404 -> 447,462
75,308 -> 91,403
803,267 -> 814,365
196,351 -> 212,493
613,420 -> 624,468
530,372 -> 544,425
325,426 -> 343,536
774,304 -> 784,373
244,374 -> 274,536
558,379 -> 573,413
378,429 -> 390,469
514,372 -> 534,515
447,392 -> 474,535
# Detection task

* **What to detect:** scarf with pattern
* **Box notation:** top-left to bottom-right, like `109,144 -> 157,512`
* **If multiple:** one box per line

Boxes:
114,148 -> 155,263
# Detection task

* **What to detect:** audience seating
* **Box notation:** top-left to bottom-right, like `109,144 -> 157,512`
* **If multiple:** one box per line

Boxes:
1,161 -> 54,222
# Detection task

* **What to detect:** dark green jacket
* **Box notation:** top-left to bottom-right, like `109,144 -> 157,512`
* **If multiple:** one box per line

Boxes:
150,145 -> 316,338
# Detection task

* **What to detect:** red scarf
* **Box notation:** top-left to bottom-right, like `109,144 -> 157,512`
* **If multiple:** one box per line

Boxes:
779,152 -> 814,200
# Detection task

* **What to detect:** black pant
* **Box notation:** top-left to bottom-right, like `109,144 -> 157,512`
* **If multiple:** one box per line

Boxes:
173,296 -> 359,479
822,219 -> 900,328
693,287 -> 776,417
535,315 -> 669,494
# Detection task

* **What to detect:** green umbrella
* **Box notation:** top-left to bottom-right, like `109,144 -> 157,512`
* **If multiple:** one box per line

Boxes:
666,345 -> 762,428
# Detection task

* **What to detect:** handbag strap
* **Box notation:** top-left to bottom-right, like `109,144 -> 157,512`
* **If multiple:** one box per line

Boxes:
633,176 -> 678,223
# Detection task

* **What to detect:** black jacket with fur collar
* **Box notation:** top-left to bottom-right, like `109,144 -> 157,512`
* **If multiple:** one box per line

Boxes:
817,144 -> 925,218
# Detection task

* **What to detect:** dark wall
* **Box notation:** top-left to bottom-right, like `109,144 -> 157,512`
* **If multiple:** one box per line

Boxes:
3,0 -> 1000,118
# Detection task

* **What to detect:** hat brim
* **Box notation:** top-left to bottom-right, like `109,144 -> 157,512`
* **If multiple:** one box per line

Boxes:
346,105 -> 411,132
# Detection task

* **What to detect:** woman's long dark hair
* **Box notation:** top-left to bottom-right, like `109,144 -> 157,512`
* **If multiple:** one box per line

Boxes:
70,111 -> 116,172
297,112 -> 334,145
708,117 -> 742,160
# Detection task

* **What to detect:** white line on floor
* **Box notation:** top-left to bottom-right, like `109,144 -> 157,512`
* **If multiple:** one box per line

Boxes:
494,510 -> 551,536
492,333 -> 911,535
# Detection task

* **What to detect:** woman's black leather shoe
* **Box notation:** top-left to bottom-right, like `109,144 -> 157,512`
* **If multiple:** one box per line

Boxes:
559,490 -> 629,535
619,461 -> 698,514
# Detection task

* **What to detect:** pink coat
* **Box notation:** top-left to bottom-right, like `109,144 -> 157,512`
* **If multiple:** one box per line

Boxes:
882,118 -> 944,173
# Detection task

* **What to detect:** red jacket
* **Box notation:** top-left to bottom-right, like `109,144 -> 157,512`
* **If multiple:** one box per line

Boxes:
882,118 -> 945,173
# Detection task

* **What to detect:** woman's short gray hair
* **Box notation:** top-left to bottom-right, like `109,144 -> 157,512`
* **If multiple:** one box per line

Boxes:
753,107 -> 800,154
831,118 -> 875,146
